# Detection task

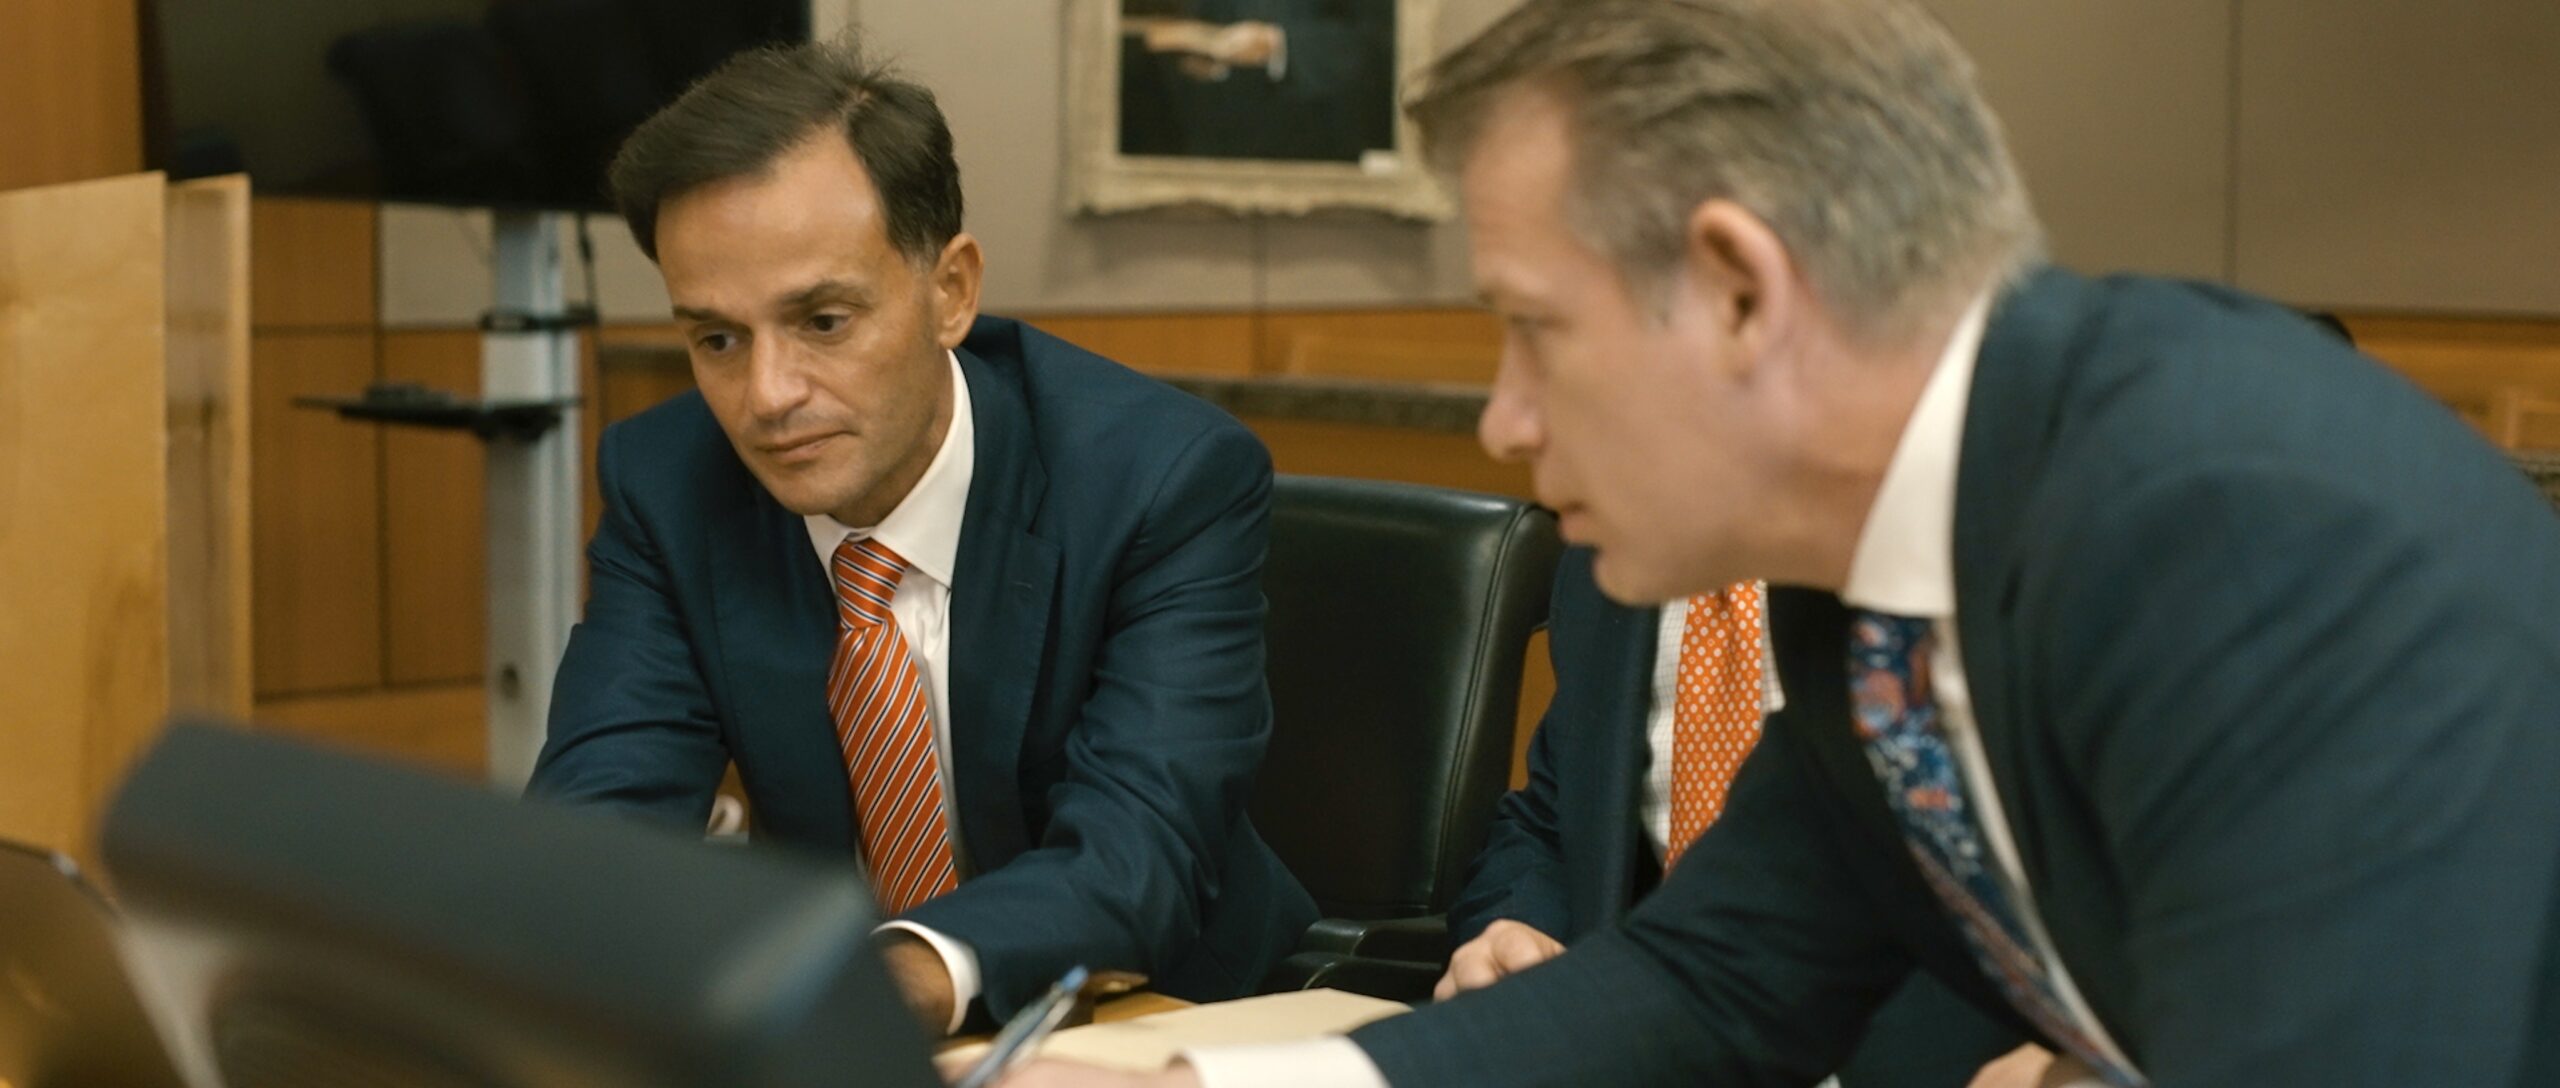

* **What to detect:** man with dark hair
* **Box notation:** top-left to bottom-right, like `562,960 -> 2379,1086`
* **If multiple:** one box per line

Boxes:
1008,0 -> 2560,1085
527,39 -> 1314,1035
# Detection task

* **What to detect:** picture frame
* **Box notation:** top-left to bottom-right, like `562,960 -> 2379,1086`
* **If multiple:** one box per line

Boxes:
1063,0 -> 1452,221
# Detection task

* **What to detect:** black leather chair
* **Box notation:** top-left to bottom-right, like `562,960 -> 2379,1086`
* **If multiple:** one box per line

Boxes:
2514,450 -> 2560,510
1249,476 -> 1562,1000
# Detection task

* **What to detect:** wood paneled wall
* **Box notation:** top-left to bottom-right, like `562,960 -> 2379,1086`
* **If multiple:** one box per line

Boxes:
380,330 -> 488,686
245,200 -> 487,774
249,201 -> 383,698
1018,309 -> 1501,383
1262,310 -> 1501,384
0,0 -> 141,192
1022,312 -> 1262,376
2346,316 -> 2560,450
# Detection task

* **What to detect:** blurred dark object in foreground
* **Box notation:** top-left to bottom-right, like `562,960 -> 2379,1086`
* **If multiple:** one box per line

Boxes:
102,722 -> 940,1088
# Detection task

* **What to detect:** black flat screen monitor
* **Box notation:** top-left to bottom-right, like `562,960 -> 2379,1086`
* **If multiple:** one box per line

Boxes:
146,0 -> 809,208
101,722 -> 940,1088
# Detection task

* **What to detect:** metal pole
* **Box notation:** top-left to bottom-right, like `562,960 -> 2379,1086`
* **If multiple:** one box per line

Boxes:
483,211 -> 583,790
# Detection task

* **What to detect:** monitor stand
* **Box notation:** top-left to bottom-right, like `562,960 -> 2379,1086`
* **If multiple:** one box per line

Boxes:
292,211 -> 587,791
481,210 -> 583,790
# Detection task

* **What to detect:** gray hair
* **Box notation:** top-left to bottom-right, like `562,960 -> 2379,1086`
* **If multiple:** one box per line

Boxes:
1411,0 -> 2042,336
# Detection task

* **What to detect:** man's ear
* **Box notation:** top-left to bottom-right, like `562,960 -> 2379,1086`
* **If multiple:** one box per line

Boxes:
1682,200 -> 1800,363
928,232 -> 984,349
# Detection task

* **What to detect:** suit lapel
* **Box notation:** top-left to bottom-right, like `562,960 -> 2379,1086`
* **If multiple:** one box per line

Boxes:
1950,266 -> 2087,892
944,346 -> 1061,869
708,482 -> 856,852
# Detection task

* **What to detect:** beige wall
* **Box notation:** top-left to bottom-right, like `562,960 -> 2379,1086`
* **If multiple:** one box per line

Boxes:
1933,0 -> 2236,282
375,0 -> 2560,324
2234,0 -> 2560,315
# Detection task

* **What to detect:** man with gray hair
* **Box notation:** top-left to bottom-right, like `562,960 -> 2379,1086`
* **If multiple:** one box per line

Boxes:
1001,0 -> 2560,1085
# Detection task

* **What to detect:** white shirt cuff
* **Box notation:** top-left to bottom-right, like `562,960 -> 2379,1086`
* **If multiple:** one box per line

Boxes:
1182,1038 -> 1387,1088
874,920 -> 980,1034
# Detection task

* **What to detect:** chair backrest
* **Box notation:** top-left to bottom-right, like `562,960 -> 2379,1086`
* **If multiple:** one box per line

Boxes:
2488,387 -> 2560,450
1250,476 -> 1561,920
2513,450 -> 2560,509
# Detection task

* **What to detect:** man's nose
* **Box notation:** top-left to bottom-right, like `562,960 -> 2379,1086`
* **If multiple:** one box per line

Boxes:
1478,346 -> 1544,464
743,337 -> 811,421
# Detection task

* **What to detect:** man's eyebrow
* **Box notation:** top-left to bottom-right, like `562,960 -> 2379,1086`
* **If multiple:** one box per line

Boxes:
670,280 -> 872,324
782,279 -> 875,310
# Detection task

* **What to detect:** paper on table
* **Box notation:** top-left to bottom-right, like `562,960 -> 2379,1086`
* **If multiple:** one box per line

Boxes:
943,988 -> 1410,1073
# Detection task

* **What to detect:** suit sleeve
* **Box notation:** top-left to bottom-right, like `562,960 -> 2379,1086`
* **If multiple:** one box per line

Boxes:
1353,703 -> 1918,1087
2036,463 -> 2560,1085
899,423 -> 1279,1017
522,423 -> 726,830
1445,570 -> 1583,944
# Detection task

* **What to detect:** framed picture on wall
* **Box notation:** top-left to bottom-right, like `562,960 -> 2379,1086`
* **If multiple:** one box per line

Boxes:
1065,0 -> 1451,220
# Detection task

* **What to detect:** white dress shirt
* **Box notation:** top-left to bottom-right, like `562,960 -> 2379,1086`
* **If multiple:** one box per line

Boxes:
803,350 -> 983,1033
1189,291 -> 2136,1087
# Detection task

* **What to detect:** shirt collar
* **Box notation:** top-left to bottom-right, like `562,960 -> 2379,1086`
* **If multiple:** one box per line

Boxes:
804,350 -> 974,590
1839,290 -> 1995,620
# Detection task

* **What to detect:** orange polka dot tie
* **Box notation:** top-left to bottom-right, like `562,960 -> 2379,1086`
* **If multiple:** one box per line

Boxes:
1663,581 -> 1767,871
827,537 -> 959,915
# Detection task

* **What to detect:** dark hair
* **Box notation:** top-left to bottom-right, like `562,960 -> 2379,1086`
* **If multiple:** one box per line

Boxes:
608,37 -> 963,264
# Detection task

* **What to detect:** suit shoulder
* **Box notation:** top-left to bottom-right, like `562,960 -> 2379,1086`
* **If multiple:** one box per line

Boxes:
2017,274 -> 2560,607
2041,275 -> 2495,495
596,389 -> 752,506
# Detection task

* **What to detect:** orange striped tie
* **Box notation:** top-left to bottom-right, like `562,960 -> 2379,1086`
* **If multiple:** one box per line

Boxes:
1663,582 -> 1767,871
827,537 -> 959,914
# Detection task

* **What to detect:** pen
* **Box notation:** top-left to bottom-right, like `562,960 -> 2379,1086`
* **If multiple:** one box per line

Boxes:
955,964 -> 1090,1088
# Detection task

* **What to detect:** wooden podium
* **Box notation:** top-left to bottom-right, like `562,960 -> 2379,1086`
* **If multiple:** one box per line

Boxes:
0,171 -> 252,869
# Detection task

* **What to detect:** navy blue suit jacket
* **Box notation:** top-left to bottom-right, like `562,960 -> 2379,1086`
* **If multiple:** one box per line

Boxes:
1353,268 -> 2560,1085
1448,552 -> 2025,1086
529,316 -> 1316,1020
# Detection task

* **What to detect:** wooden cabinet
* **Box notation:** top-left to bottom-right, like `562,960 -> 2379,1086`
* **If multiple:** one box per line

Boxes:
249,332 -> 384,695
2,173 -> 250,864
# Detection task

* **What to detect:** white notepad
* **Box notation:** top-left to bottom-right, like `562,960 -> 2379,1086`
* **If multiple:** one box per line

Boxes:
943,988 -> 1410,1073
